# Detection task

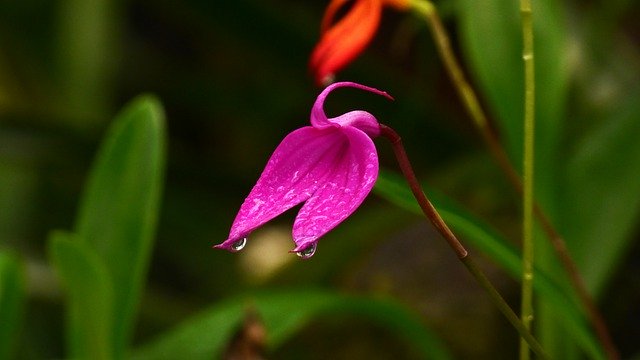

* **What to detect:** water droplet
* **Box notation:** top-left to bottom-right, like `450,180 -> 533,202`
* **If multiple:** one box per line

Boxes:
231,237 -> 247,252
296,243 -> 317,259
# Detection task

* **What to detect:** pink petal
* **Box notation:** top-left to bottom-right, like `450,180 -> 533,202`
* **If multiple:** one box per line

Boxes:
215,127 -> 345,250
329,110 -> 381,137
291,126 -> 379,252
311,82 -> 393,131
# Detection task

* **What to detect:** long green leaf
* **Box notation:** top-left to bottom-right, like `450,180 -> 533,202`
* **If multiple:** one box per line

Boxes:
457,1 -> 571,355
49,231 -> 113,360
131,289 -> 451,360
560,89 -> 640,296
457,0 -> 568,186
75,95 -> 166,357
56,0 -> 119,125
0,251 -> 25,359
374,170 -> 605,359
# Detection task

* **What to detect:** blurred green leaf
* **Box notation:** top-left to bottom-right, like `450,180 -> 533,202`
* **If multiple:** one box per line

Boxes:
49,231 -> 113,360
373,170 -> 605,359
560,89 -> 640,296
56,0 -> 120,124
74,95 -> 166,357
0,251 -> 25,359
457,0 -> 568,208
457,1 -> 571,355
375,170 -> 518,271
270,205 -> 412,285
130,297 -> 244,360
131,289 -> 451,360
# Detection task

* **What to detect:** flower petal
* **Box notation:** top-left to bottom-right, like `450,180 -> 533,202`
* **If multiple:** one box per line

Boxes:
320,0 -> 351,34
311,81 -> 393,130
329,110 -> 381,137
309,0 -> 383,85
291,126 -> 379,251
215,127 -> 345,250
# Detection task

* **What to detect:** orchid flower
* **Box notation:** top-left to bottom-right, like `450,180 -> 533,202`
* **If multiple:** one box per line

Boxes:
310,0 -> 410,85
215,82 -> 392,258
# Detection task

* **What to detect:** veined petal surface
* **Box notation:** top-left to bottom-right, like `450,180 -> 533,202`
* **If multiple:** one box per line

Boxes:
292,126 -> 379,251
216,127 -> 345,250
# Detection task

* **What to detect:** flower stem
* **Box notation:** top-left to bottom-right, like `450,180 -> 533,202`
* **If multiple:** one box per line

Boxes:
409,0 -> 488,130
519,0 -> 535,357
379,124 -> 548,360
408,1 -> 618,357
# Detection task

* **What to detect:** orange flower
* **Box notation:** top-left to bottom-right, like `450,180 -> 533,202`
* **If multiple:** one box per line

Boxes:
309,0 -> 410,85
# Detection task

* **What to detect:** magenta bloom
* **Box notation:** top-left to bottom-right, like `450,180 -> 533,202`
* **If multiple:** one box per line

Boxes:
215,82 -> 392,258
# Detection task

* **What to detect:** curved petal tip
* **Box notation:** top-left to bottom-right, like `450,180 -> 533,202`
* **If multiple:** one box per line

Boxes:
290,241 -> 317,253
311,82 -> 393,129
214,237 -> 248,252
324,82 -> 394,101
290,241 -> 318,259
213,241 -> 233,251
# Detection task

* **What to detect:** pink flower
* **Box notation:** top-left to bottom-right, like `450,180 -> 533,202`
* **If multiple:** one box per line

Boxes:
215,82 -> 392,258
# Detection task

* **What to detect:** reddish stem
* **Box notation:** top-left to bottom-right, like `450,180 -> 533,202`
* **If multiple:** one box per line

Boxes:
379,124 -> 548,359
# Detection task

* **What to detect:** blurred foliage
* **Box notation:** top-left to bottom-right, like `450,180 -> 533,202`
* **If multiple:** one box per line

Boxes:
0,0 -> 639,358
131,289 -> 452,360
0,251 -> 25,359
47,96 -> 165,359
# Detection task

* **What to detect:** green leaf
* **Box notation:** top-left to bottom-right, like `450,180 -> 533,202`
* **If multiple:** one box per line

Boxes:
376,171 -> 519,273
270,205 -> 413,284
56,0 -> 119,126
373,170 -> 605,359
131,289 -> 451,360
457,0 -> 568,209
560,89 -> 640,296
74,95 -> 166,357
0,251 -> 25,360
457,1 -> 571,354
48,231 -> 113,360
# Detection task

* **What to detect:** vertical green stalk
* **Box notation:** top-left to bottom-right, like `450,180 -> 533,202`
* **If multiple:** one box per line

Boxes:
407,0 -> 617,356
409,0 -> 488,130
407,0 -> 618,357
519,0 -> 535,358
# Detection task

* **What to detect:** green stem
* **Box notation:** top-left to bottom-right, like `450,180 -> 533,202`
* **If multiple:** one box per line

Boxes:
407,1 -> 619,357
519,0 -> 535,358
409,0 -> 488,130
379,124 -> 548,359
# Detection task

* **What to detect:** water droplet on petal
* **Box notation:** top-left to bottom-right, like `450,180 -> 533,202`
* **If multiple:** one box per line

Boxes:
231,237 -> 247,252
296,242 -> 317,259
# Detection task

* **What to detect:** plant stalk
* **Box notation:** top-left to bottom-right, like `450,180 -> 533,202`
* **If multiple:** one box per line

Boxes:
408,1 -> 618,357
519,0 -> 535,357
379,124 -> 548,360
